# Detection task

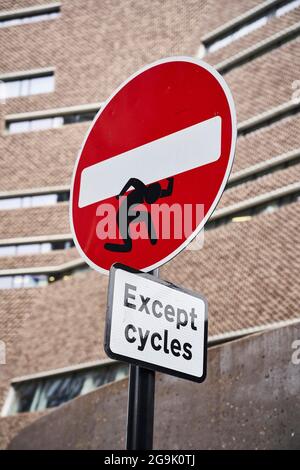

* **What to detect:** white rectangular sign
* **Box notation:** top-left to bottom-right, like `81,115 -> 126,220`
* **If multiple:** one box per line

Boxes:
105,264 -> 208,382
79,116 -> 221,207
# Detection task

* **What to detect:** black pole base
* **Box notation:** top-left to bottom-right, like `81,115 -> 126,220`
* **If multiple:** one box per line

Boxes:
126,365 -> 155,450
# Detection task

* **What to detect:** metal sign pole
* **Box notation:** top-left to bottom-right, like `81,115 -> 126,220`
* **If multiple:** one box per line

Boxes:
126,269 -> 158,450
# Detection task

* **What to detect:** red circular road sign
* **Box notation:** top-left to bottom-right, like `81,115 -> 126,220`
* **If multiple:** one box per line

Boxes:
70,57 -> 236,274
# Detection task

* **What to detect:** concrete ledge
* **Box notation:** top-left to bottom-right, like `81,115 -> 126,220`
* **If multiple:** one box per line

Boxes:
0,233 -> 71,247
216,21 -> 300,73
212,180 -> 300,219
0,68 -> 55,82
6,102 -> 102,123
238,100 -> 300,135
0,3 -> 61,21
229,148 -> 300,185
201,0 -> 284,43
0,257 -> 84,277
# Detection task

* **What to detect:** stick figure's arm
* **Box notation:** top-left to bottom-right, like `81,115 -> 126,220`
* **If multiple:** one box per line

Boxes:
118,178 -> 146,198
160,177 -> 174,198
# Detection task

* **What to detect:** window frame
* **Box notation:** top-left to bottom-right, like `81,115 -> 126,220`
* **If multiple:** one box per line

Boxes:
200,0 -> 300,57
2,360 -> 128,416
1,71 -> 55,100
0,3 -> 61,29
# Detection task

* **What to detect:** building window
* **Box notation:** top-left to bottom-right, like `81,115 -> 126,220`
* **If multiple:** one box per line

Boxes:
0,266 -> 89,291
4,362 -> 128,415
0,274 -> 48,289
276,0 -> 300,17
201,0 -> 300,56
7,112 -> 96,134
0,7 -> 60,29
0,240 -> 74,259
3,73 -> 54,99
0,192 -> 69,211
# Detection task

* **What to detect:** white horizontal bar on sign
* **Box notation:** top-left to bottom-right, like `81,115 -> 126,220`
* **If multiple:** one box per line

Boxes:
79,116 -> 222,208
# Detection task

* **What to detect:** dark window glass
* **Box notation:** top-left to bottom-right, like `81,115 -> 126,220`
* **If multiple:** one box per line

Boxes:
11,363 -> 128,414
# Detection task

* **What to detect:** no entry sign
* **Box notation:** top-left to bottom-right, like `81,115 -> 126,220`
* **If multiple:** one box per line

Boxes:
105,264 -> 208,382
70,57 -> 236,274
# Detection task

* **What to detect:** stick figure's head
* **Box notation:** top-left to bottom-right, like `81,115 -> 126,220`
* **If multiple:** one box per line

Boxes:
145,183 -> 161,204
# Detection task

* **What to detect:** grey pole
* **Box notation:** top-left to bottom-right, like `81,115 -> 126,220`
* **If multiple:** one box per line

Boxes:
126,268 -> 158,450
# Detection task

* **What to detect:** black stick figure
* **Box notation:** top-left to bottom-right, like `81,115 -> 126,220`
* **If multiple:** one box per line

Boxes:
104,177 -> 174,252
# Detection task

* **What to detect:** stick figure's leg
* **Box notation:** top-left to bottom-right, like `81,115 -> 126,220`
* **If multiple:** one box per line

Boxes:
104,235 -> 132,252
136,210 -> 157,245
104,208 -> 133,252
148,212 -> 157,245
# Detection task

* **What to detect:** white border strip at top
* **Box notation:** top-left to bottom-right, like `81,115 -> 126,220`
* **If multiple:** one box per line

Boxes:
69,56 -> 237,276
